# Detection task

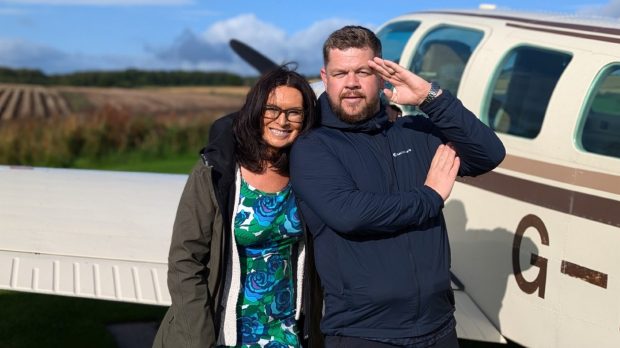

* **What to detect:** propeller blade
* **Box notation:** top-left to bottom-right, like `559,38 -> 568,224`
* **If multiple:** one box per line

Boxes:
229,39 -> 279,75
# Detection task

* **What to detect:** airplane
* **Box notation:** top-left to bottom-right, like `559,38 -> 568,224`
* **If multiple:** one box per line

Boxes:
2,5 -> 619,347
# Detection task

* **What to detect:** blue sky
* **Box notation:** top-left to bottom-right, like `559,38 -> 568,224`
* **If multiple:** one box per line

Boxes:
0,0 -> 618,76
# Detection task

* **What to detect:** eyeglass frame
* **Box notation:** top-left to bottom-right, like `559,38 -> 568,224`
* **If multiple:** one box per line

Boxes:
263,104 -> 305,123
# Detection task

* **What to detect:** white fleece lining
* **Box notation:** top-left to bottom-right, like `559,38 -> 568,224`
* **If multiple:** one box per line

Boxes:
217,167 -> 242,346
217,166 -> 306,346
295,241 -> 306,321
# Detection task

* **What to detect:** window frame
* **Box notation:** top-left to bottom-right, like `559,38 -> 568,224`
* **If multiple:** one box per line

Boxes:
481,44 -> 573,139
575,63 -> 620,158
376,20 -> 421,64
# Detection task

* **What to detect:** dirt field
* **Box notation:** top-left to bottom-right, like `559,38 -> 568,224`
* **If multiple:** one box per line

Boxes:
0,84 -> 249,121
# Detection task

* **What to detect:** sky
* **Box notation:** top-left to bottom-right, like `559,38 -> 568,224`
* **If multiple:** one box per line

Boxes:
0,0 -> 619,76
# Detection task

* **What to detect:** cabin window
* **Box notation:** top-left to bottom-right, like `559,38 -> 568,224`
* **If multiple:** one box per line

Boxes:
486,47 -> 572,138
408,26 -> 483,95
579,65 -> 620,158
377,21 -> 421,63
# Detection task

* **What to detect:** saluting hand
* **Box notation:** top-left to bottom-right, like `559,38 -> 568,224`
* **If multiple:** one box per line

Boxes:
368,57 -> 439,106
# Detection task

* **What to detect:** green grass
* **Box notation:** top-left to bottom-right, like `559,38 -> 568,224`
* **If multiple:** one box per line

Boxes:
0,290 -> 167,348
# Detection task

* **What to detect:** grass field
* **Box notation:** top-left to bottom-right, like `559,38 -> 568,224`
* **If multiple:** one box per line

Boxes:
0,290 -> 167,348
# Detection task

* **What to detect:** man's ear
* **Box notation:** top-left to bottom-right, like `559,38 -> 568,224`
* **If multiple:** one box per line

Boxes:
320,67 -> 328,91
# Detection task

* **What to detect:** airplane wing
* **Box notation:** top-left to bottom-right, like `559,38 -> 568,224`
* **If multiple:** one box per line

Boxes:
0,165 -> 185,305
452,277 -> 507,344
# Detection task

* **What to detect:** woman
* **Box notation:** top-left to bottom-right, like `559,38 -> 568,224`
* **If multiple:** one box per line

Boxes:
153,66 -> 322,348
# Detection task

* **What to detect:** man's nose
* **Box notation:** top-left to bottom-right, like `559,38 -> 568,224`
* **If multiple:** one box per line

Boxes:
344,72 -> 360,88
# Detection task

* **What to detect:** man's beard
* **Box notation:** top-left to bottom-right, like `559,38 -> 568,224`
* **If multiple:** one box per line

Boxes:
329,91 -> 380,124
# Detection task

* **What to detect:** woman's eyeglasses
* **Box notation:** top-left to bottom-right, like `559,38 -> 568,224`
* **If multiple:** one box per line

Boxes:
264,105 -> 304,123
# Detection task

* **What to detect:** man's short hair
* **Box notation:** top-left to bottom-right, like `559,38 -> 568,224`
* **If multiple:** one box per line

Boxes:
323,25 -> 382,65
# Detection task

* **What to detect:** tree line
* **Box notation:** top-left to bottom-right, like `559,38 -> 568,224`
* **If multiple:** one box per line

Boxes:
0,67 -> 249,87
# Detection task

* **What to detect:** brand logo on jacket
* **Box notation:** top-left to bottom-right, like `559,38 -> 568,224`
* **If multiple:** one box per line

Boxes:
392,149 -> 412,157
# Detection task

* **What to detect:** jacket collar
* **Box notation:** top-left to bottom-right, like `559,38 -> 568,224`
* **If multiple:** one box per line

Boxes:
199,113 -> 237,225
318,92 -> 390,133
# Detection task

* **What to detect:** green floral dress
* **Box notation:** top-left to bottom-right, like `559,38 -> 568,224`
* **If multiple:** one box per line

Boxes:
233,177 -> 303,348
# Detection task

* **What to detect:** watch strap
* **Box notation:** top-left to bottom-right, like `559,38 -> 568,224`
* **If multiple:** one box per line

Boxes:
420,81 -> 440,107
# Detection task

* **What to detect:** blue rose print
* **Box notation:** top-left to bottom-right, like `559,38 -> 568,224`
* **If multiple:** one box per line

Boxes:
254,195 -> 285,226
235,210 -> 250,226
238,315 -> 265,344
265,341 -> 289,348
282,201 -> 302,235
267,254 -> 285,274
267,279 -> 293,319
244,270 -> 276,301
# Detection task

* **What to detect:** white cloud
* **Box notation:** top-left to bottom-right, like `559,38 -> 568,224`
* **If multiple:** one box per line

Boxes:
577,0 -> 620,18
202,13 -> 287,45
0,38 -> 65,69
153,14 -> 360,75
286,18 -> 365,74
0,0 -> 192,6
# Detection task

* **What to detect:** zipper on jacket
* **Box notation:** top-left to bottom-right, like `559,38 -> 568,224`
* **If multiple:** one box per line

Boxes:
200,153 -> 211,167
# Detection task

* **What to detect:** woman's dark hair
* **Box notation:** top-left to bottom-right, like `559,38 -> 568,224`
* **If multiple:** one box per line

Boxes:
233,64 -> 319,175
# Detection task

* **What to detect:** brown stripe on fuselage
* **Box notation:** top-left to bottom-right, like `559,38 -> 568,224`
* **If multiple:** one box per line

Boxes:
421,11 -> 620,37
457,171 -> 620,228
501,154 -> 620,196
506,23 -> 620,44
561,260 -> 608,288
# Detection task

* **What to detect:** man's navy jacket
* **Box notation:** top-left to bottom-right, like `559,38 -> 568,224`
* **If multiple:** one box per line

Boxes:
290,91 -> 505,339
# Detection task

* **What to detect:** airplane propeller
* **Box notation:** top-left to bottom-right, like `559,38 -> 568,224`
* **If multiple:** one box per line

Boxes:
229,39 -> 279,75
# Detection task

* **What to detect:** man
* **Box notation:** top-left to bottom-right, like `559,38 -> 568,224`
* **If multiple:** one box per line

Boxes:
290,26 -> 505,347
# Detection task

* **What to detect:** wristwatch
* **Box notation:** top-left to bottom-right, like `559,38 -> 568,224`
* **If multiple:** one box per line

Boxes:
420,81 -> 440,107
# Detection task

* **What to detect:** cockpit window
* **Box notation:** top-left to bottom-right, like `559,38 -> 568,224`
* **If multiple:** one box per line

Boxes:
376,21 -> 420,63
579,65 -> 620,158
408,26 -> 483,95
486,46 -> 572,139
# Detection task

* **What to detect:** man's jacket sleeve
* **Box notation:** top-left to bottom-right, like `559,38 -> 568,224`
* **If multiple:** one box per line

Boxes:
421,90 -> 506,176
290,136 -> 444,235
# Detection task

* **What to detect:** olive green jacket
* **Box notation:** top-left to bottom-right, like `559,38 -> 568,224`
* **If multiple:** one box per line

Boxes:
153,160 -> 225,348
